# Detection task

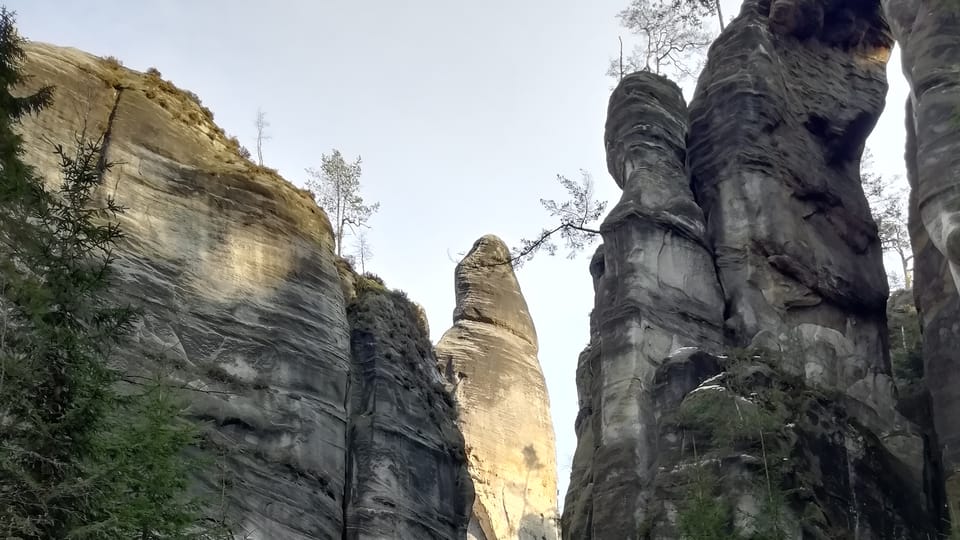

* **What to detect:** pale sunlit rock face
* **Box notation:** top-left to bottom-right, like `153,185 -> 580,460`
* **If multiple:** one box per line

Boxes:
436,235 -> 559,540
17,42 -> 473,540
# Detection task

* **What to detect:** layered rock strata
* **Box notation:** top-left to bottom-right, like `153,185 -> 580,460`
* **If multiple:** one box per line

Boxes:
685,5 -> 937,509
17,42 -> 473,540
882,0 -> 960,525
687,0 -> 895,397
435,235 -> 559,540
563,1 -> 944,535
684,0 -> 939,530
561,72 -> 725,539
345,275 -> 474,539
905,99 -> 960,528
882,0 -> 960,293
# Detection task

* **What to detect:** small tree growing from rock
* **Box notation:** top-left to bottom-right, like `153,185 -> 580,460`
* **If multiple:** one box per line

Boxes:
254,108 -> 270,166
861,149 -> 913,289
510,170 -> 606,268
607,0 -> 714,83
353,229 -> 373,274
305,149 -> 379,257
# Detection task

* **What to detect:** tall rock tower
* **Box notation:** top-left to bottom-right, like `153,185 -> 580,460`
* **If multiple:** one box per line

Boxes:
882,0 -> 960,522
436,235 -> 559,540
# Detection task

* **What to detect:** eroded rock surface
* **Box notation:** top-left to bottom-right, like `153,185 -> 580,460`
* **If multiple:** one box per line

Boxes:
345,275 -> 474,540
562,2 -> 943,536
436,235 -> 558,540
904,98 -> 960,528
561,72 -> 725,538
688,0 -> 895,395
651,349 -> 938,539
883,1 -> 960,524
883,0 -> 960,292
683,0 -> 939,530
17,42 -> 473,540
19,42 -> 350,540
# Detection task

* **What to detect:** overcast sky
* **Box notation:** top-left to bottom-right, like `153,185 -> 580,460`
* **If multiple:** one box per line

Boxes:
10,0 -> 911,507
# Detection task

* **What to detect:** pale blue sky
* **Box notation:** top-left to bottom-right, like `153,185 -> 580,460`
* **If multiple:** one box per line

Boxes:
10,0 -> 910,506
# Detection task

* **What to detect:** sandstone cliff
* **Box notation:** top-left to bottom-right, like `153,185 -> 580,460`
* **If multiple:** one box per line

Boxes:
882,0 -> 960,524
686,0 -> 934,502
435,235 -> 559,540
688,0 -> 894,397
562,73 -> 725,539
346,274 -> 474,539
16,42 -> 473,540
904,97 -> 960,529
562,1 -> 942,536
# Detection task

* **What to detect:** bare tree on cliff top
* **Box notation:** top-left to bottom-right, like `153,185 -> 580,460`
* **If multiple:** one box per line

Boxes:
608,0 -> 714,83
861,149 -> 913,289
254,108 -> 270,167
508,171 -> 606,268
353,229 -> 373,274
306,149 -> 379,257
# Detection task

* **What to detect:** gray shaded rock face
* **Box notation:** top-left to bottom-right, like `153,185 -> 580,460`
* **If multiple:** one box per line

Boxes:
882,0 -> 960,524
688,0 -> 895,396
561,72 -> 725,539
905,99 -> 960,528
17,43 -> 473,540
882,0 -> 960,293
345,278 -> 474,540
650,350 -> 938,539
683,0 -> 938,531
436,235 -> 559,540
563,3 -> 943,536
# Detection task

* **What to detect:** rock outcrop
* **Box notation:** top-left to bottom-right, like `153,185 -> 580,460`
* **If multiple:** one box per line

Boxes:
561,73 -> 725,539
435,235 -> 559,540
650,348 -> 938,538
688,0 -> 895,396
882,1 -> 960,525
686,0 -> 942,532
883,0 -> 960,293
562,2 -> 943,536
345,274 -> 474,539
16,42 -> 473,540
905,98 -> 960,528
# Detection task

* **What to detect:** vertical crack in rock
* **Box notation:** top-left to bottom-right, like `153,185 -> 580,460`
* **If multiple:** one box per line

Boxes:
96,86 -> 123,184
436,235 -> 559,540
18,42 -> 354,540
883,0 -> 960,525
562,72 -> 725,539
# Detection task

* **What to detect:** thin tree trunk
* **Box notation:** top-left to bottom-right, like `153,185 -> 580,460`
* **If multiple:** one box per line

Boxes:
898,249 -> 912,289
618,36 -> 624,80
716,0 -> 724,30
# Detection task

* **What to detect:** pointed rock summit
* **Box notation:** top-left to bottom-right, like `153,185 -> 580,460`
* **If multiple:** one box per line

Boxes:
436,234 -> 558,540
451,235 -> 537,344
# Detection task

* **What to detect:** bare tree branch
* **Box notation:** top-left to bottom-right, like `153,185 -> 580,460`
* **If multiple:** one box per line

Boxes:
455,171 -> 606,270
862,148 -> 913,289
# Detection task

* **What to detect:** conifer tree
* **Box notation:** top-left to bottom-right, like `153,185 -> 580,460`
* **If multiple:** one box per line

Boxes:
0,9 -> 221,538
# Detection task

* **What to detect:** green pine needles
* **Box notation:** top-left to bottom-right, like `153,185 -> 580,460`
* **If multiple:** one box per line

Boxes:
0,8 -> 222,539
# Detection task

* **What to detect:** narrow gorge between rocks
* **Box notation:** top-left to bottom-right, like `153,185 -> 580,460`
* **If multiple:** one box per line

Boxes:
6,0 -> 960,538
